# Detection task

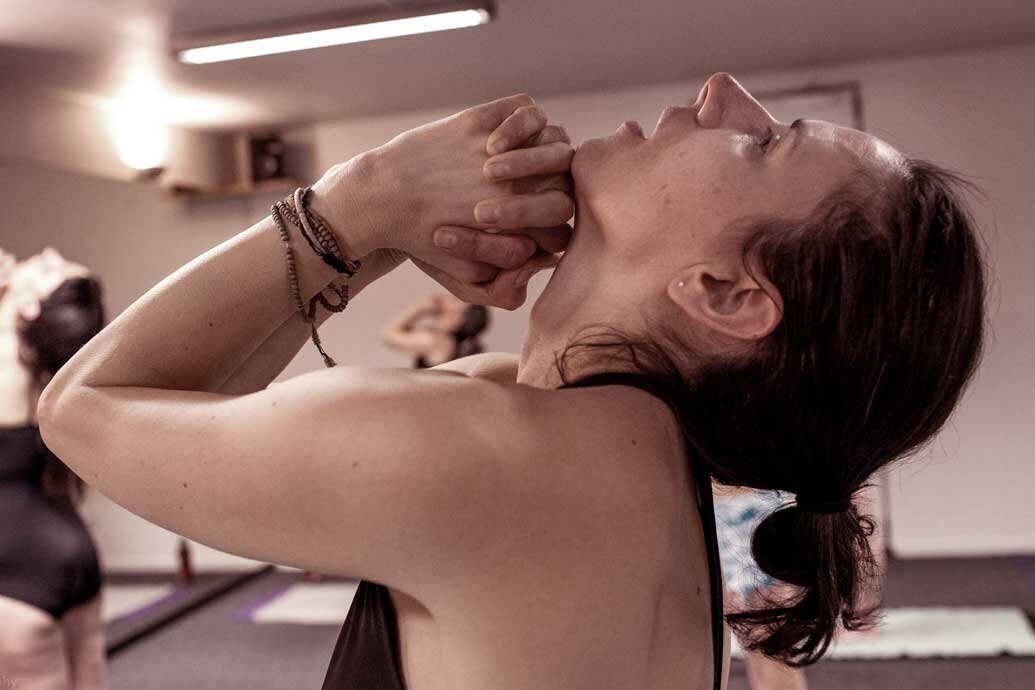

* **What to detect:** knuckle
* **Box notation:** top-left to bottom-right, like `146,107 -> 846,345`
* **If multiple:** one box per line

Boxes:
499,238 -> 532,267
471,263 -> 499,283
452,227 -> 478,254
460,108 -> 488,133
499,201 -> 527,228
552,194 -> 575,220
477,108 -> 501,132
549,141 -> 574,164
527,105 -> 548,127
538,125 -> 569,144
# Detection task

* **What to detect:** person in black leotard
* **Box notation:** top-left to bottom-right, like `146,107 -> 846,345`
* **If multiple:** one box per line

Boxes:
0,246 -> 106,689
35,78 -> 986,690
382,292 -> 489,368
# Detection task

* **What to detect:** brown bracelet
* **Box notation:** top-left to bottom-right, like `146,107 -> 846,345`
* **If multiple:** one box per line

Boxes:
271,187 -> 362,368
282,188 -> 361,278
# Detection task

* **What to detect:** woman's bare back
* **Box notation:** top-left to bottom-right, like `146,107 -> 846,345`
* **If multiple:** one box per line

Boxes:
385,353 -> 730,690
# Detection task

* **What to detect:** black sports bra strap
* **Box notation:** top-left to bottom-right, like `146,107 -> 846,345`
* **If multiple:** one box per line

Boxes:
691,456 -> 726,690
557,373 -> 725,690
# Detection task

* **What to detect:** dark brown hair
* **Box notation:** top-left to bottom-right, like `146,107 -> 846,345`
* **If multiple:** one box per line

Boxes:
450,304 -> 490,358
16,275 -> 106,506
554,157 -> 988,665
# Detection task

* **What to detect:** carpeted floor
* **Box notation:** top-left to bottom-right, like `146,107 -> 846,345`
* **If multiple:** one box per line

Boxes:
105,556 -> 1035,690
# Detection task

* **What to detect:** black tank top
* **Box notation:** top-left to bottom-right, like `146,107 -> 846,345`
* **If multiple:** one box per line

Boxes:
321,372 -> 726,690
0,425 -> 102,619
414,342 -> 460,370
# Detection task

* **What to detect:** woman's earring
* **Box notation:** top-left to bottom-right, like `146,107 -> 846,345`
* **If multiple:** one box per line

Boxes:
677,281 -> 685,287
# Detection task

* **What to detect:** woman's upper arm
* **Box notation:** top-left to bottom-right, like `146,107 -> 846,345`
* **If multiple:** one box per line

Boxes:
381,328 -> 440,353
39,367 -> 538,602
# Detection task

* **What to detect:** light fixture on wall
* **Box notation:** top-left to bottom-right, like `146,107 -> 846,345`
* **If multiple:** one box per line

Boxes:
107,64 -> 170,178
173,0 -> 495,64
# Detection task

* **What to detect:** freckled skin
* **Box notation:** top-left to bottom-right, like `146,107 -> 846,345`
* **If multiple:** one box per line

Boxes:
520,73 -> 906,389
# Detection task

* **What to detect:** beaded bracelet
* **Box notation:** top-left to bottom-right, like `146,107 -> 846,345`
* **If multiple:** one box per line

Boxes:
271,187 -> 363,368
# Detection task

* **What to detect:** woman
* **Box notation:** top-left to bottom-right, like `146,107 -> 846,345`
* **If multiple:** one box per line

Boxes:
0,247 -> 106,690
37,73 -> 986,690
382,292 -> 490,368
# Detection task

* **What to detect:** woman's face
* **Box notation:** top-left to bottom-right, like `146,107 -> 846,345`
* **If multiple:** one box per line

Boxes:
570,72 -> 906,269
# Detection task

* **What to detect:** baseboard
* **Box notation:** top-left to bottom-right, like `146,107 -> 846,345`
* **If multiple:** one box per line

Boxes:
891,532 -> 1035,558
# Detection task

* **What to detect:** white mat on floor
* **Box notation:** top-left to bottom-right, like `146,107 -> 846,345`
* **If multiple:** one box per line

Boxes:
102,584 -> 177,623
249,587 -> 1035,659
250,582 -> 360,624
731,606 -> 1035,659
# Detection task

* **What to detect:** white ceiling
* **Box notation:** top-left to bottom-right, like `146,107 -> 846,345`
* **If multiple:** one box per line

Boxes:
2,0 -> 1035,130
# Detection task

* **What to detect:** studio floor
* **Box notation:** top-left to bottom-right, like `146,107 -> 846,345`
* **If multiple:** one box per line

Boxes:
103,556 -> 1035,690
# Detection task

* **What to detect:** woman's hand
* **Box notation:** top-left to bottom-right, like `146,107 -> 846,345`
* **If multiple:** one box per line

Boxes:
311,94 -> 574,310
414,115 -> 574,309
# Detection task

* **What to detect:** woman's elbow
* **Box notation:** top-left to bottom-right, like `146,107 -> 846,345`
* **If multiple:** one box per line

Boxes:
37,382 -> 92,450
36,383 -> 63,440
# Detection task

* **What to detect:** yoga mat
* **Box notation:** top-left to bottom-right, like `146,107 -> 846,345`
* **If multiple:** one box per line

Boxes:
242,581 -> 361,624
730,606 -> 1035,659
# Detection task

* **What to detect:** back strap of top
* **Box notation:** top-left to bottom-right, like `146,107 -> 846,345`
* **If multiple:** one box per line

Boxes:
558,372 -> 725,690
321,580 -> 406,690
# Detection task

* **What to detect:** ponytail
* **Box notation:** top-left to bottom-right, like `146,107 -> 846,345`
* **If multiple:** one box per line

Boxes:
727,501 -> 882,665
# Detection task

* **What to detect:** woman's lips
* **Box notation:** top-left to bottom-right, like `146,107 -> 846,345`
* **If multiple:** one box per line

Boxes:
619,120 -> 645,138
654,105 -> 683,134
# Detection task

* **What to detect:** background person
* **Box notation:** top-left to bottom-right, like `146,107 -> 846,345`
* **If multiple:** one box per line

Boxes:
0,246 -> 106,690
382,291 -> 490,368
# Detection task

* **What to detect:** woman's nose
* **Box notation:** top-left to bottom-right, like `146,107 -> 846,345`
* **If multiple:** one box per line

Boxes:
698,72 -> 773,134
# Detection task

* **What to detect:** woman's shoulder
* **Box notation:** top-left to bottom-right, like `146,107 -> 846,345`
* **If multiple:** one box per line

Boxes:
424,351 -> 519,384
426,353 -> 683,489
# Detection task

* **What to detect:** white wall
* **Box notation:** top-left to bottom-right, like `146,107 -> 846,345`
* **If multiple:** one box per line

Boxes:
2,40 -> 1032,569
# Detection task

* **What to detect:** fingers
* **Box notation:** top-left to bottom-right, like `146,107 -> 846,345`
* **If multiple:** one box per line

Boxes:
486,104 -> 548,156
468,93 -> 536,137
533,124 -> 571,146
410,255 -> 520,310
422,250 -> 501,285
509,223 -> 573,254
473,190 -> 574,232
483,141 -> 574,182
411,248 -> 561,312
431,226 -> 538,270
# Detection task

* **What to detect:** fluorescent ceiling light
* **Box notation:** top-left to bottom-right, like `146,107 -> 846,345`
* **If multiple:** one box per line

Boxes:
175,2 -> 493,64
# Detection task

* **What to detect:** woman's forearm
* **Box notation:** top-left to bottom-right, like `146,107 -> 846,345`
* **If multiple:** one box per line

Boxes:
383,303 -> 434,336
215,253 -> 402,396
39,160 -> 384,406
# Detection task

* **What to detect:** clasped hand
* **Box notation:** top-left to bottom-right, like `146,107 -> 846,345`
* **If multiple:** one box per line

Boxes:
311,94 -> 575,310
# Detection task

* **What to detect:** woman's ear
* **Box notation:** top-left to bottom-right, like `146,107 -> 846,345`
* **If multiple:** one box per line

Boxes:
668,263 -> 782,341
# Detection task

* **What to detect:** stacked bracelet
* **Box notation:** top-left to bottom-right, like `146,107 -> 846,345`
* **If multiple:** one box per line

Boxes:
271,187 -> 363,368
